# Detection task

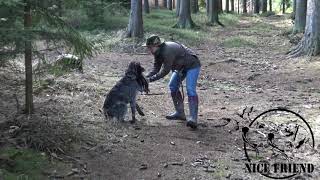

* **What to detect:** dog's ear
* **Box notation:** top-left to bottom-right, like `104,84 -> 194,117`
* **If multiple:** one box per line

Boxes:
137,64 -> 145,74
127,62 -> 135,70
140,65 -> 145,72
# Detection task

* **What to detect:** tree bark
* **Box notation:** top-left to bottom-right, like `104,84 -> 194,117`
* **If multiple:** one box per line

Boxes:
191,0 -> 199,13
292,0 -> 296,19
261,0 -> 267,13
218,0 -> 223,13
293,0 -> 307,33
269,0 -> 272,11
225,0 -> 230,13
282,0 -> 285,14
206,0 -> 209,15
289,0 -> 320,57
254,0 -> 260,14
163,0 -> 167,8
168,0 -> 173,10
127,0 -> 143,38
24,0 -> 33,114
196,0 -> 199,12
243,0 -> 247,13
208,0 -> 223,26
155,0 -> 159,8
231,0 -> 235,12
176,0 -> 181,16
173,0 -> 196,28
144,0 -> 150,13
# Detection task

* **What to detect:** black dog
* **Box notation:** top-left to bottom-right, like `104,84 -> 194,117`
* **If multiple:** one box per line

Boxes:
103,62 -> 149,123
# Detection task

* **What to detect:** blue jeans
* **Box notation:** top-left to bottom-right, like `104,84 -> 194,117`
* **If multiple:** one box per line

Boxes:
168,67 -> 200,97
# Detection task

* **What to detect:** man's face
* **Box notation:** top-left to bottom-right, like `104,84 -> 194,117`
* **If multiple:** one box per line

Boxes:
147,45 -> 159,55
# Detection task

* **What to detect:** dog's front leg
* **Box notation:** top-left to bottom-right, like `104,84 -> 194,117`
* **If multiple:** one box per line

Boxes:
130,100 -> 137,124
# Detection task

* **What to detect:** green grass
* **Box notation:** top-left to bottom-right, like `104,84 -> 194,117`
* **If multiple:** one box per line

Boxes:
80,7 -> 244,48
260,11 -> 276,17
64,2 -> 295,48
81,9 -> 241,49
220,13 -> 240,26
145,9 -> 177,19
223,36 -> 257,48
0,148 -> 62,180
144,9 -> 205,45
144,10 -> 240,45
47,63 -> 74,77
251,22 -> 276,33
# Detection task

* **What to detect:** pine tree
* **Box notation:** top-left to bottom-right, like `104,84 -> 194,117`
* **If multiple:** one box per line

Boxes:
0,0 -> 95,114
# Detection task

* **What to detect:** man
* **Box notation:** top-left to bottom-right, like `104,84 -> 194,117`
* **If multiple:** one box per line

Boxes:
143,35 -> 201,129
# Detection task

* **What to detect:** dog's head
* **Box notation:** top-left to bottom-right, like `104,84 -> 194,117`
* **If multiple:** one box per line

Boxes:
125,61 -> 149,93
126,61 -> 145,76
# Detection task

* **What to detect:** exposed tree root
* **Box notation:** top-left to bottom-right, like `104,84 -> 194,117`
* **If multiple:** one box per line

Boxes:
206,20 -> 225,27
172,19 -> 198,29
287,39 -> 305,58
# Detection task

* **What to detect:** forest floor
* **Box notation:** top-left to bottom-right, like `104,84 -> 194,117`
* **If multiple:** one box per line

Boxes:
1,15 -> 320,180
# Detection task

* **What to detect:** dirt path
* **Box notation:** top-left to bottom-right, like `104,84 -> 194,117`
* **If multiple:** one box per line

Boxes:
63,15 -> 319,180
2,15 -> 320,179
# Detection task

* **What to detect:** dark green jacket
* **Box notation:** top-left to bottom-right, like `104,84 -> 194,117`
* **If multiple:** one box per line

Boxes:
147,42 -> 201,82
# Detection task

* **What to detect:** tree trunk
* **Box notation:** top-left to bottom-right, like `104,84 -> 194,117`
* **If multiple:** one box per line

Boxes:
127,0 -> 143,38
24,0 -> 33,114
243,0 -> 247,13
168,0 -> 173,10
293,0 -> 307,33
218,0 -> 223,13
292,0 -> 296,19
173,0 -> 196,28
144,0 -> 150,13
176,0 -> 181,16
155,0 -> 159,8
261,0 -> 267,13
231,0 -> 234,12
289,0 -> 320,57
225,0 -> 230,13
254,0 -> 260,13
238,0 -> 240,14
163,0 -> 167,8
208,0 -> 222,26
206,0 -> 209,15
282,0 -> 285,14
269,0 -> 272,11
196,0 -> 199,12
191,0 -> 198,13
173,0 -> 175,8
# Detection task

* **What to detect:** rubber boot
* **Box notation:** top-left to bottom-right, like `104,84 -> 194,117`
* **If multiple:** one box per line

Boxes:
166,91 -> 186,120
187,96 -> 198,129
